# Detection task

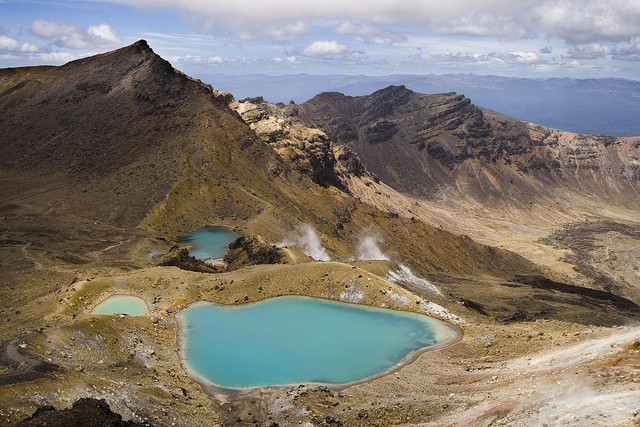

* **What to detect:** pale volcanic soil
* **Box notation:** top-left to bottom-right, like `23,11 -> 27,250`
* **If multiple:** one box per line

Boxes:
1,260 -> 639,427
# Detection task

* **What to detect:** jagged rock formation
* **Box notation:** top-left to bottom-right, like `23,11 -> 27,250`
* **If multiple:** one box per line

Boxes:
157,248 -> 221,273
298,85 -> 640,206
232,97 -> 367,191
223,235 -> 283,270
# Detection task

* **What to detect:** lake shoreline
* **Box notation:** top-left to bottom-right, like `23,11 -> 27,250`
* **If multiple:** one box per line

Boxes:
177,295 -> 463,397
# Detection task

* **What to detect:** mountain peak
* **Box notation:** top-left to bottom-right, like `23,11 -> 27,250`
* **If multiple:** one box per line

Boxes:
132,39 -> 152,51
63,39 -> 164,72
109,39 -> 153,55
373,84 -> 410,95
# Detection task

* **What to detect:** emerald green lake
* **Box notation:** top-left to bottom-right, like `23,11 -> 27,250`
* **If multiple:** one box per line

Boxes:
179,226 -> 238,261
92,295 -> 148,316
180,296 -> 457,389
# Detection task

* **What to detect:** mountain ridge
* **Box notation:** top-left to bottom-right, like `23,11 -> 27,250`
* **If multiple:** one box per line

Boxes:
234,84 -> 640,301
2,41 -> 640,427
0,40 -> 551,325
204,73 -> 640,136
298,84 -> 640,205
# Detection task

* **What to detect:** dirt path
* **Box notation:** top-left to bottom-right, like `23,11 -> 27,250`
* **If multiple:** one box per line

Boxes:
0,334 -> 57,387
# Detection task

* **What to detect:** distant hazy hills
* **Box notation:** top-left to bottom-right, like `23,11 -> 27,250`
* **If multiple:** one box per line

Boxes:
200,73 -> 640,137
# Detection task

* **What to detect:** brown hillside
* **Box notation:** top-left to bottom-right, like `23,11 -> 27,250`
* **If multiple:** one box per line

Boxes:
298,85 -> 640,300
0,41 -> 561,339
1,41 -> 639,427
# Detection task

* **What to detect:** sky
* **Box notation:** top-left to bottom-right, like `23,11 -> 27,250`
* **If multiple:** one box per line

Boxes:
1,0 -> 639,80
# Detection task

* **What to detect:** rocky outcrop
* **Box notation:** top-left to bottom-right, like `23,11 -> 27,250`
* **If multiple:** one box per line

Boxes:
223,235 -> 284,271
298,85 -> 640,207
16,398 -> 150,427
232,97 -> 367,190
157,247 -> 220,273
233,98 -> 337,186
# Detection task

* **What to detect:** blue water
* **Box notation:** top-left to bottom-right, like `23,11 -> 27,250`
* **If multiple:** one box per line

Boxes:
92,295 -> 148,316
179,226 -> 238,260
181,296 -> 453,389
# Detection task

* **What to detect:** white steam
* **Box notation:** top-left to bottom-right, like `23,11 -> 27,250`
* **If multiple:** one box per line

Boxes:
357,235 -> 389,260
386,264 -> 443,296
279,224 -> 330,261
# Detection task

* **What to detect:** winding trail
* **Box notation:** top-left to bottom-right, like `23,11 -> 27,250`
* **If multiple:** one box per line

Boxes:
0,334 -> 57,386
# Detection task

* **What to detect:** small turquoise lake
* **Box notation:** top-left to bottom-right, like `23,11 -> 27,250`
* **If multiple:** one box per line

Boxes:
179,226 -> 238,260
92,295 -> 148,316
180,296 -> 457,389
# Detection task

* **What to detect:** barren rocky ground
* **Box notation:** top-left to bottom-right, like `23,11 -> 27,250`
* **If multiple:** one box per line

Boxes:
1,41 -> 639,426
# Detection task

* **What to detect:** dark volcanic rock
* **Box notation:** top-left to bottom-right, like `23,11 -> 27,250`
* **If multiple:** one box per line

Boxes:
224,236 -> 284,271
298,85 -> 640,206
297,86 -> 500,196
16,398 -> 151,427
157,247 -> 220,273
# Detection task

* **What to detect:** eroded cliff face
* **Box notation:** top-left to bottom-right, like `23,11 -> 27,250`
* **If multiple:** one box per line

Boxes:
232,97 -> 367,191
297,85 -> 640,208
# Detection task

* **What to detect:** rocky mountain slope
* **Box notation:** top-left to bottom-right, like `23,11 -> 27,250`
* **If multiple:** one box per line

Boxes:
296,86 -> 640,301
298,85 -> 639,204
0,42 -> 542,302
1,42 -> 639,427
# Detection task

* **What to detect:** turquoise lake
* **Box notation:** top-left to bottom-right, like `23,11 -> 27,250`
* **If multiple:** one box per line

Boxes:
179,226 -> 238,260
92,295 -> 149,316
180,296 -> 457,389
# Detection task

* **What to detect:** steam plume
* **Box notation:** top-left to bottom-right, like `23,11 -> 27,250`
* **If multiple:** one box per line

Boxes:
279,224 -> 330,261
357,235 -> 389,260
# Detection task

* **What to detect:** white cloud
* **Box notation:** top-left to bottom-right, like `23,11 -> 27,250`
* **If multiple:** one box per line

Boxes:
536,0 -> 640,44
168,54 -> 225,64
434,13 -> 529,38
304,40 -> 348,56
105,0 -> 640,59
30,20 -> 76,40
414,49 -> 545,69
505,51 -> 541,63
35,51 -> 81,63
568,43 -> 614,58
87,23 -> 120,45
267,21 -> 309,42
0,35 -> 39,53
567,38 -> 640,60
31,19 -> 121,48
334,22 -> 407,44
294,40 -> 356,60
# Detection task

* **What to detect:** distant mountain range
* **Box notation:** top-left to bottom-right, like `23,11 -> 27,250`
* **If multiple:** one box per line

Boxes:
200,73 -> 640,137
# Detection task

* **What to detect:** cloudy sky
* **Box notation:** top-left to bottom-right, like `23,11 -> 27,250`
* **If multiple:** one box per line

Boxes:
1,0 -> 639,79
